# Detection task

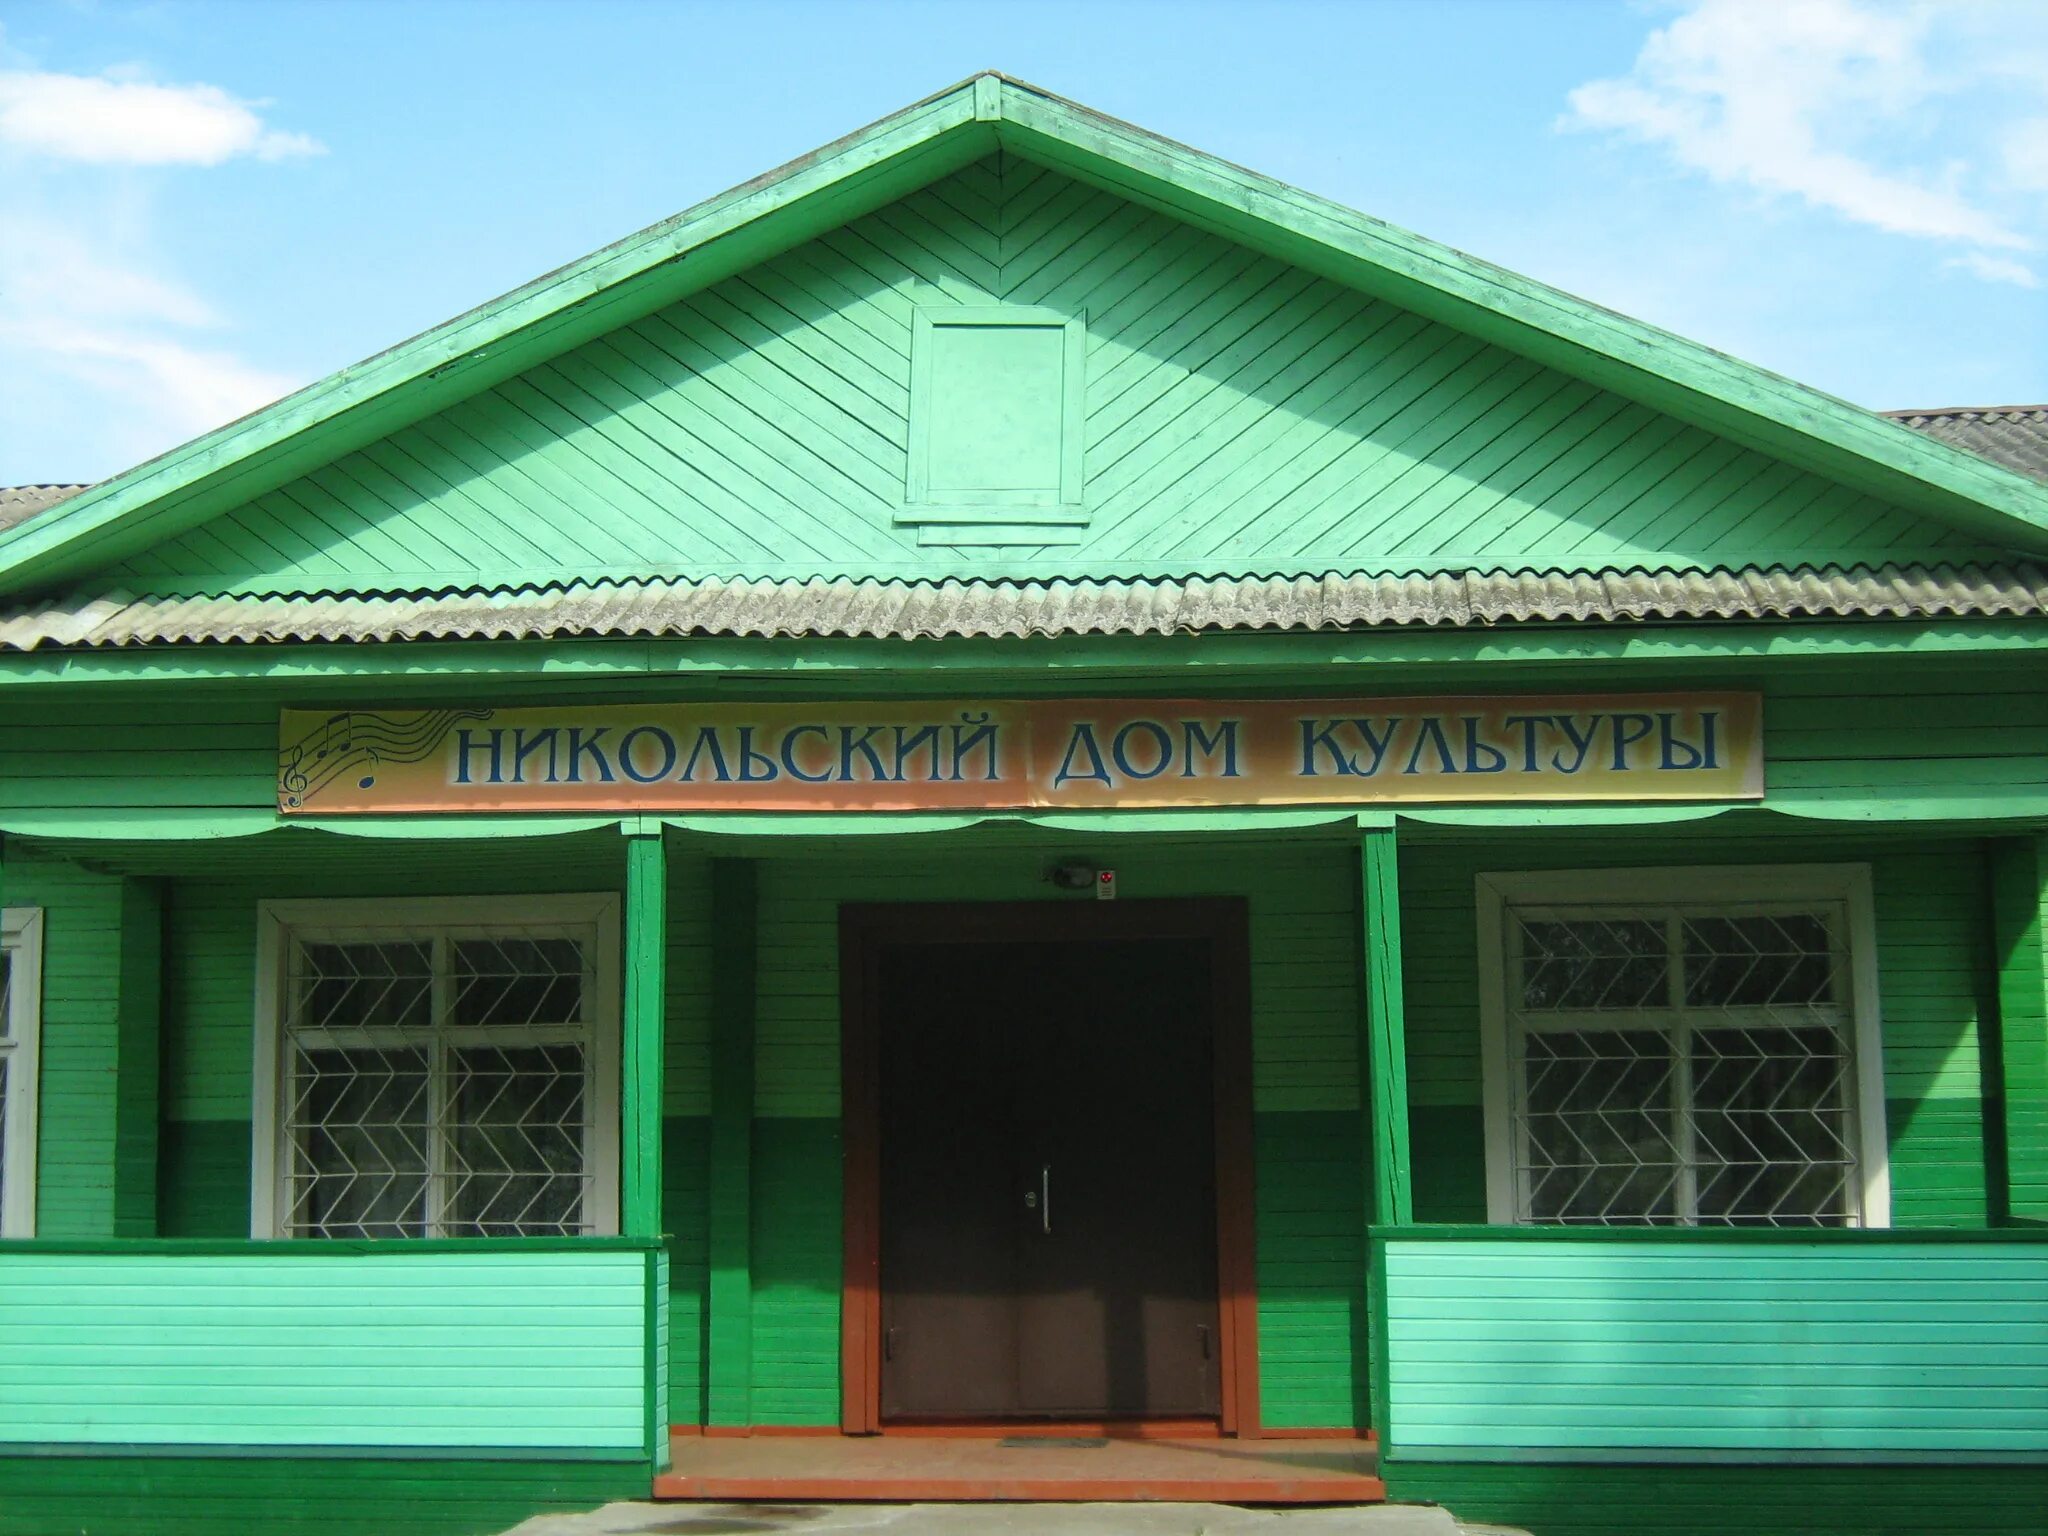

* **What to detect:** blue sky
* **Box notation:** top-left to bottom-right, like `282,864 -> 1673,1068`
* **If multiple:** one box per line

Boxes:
3,0 -> 2046,483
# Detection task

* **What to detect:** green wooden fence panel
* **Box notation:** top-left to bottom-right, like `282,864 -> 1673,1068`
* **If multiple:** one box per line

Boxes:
1380,1236 -> 2048,1459
0,1248 -> 656,1451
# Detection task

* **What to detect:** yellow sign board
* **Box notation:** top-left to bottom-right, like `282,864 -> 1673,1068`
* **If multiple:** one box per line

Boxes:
279,694 -> 1762,814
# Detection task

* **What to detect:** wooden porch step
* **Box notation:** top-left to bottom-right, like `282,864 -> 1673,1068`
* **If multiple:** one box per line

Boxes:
652,1431 -> 1385,1503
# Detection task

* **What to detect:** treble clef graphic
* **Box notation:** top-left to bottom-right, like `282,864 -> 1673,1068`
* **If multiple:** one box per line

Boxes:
278,708 -> 493,808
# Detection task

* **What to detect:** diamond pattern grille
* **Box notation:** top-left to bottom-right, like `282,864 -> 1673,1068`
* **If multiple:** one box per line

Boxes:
280,927 -> 598,1238
1510,905 -> 1858,1227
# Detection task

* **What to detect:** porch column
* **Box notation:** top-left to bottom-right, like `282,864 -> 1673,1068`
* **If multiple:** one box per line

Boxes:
1359,827 -> 1413,1226
1988,835 -> 2048,1224
622,830 -> 667,1239
706,859 -> 757,1428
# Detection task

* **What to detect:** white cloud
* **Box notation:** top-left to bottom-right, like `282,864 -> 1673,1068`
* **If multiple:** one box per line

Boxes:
2008,117 -> 2048,195
0,47 -> 318,476
1943,251 -> 2039,288
1,314 -> 296,437
0,67 -> 322,165
1563,0 -> 2040,282
0,213 -> 298,454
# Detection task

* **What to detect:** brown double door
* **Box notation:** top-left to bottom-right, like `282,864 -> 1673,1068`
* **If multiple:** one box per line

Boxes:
876,935 -> 1222,1421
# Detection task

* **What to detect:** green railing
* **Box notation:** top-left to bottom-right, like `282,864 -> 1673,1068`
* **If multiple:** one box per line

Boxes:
0,1238 -> 666,1459
1369,1225 -> 2048,1464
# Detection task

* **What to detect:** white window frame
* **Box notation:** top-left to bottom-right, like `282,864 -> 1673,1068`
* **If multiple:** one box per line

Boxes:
1476,864 -> 1890,1229
1,907 -> 44,1237
251,893 -> 622,1239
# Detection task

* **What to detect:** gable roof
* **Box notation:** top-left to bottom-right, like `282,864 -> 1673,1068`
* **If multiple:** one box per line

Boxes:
10,407 -> 2044,647
0,485 -> 88,534
3,73 -> 2046,601
1885,407 -> 2048,485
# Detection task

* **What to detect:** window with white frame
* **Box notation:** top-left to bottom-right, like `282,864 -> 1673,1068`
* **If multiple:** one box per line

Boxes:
254,896 -> 620,1239
1,908 -> 44,1237
1477,866 -> 1889,1228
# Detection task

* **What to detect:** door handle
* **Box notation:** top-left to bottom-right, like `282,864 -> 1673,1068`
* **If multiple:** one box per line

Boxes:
1022,1165 -> 1050,1233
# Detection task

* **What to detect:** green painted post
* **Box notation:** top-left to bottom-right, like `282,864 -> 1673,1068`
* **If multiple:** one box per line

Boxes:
112,879 -> 164,1238
1988,836 -> 2048,1224
621,833 -> 667,1240
1358,826 -> 1412,1448
1360,827 -> 1414,1228
706,859 -> 757,1427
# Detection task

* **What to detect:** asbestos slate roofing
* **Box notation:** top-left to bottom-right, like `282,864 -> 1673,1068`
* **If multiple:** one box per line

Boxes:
2,411 -> 2046,647
0,485 -> 89,534
1884,407 -> 2048,486
0,562 -> 2042,650
5,405 -> 2048,648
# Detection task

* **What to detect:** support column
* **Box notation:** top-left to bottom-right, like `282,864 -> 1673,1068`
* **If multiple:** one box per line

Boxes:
1988,836 -> 2048,1224
111,878 -> 163,1238
705,860 -> 758,1428
622,831 -> 667,1240
1360,827 -> 1413,1227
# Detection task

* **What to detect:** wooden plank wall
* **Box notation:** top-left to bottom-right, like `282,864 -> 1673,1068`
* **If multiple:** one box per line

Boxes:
4,660 -> 2043,820
0,1248 -> 654,1450
0,1459 -> 643,1536
98,153 -> 1988,595
1380,1236 -> 2048,1456
1,666 -> 2031,1431
2,858 -> 158,1237
1381,1463 -> 2048,1536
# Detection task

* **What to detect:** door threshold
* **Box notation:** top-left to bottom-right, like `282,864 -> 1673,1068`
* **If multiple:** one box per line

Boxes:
878,1418 -> 1223,1439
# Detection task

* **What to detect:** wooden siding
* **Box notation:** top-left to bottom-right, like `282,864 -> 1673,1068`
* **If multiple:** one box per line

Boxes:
1989,835 -> 2048,1221
4,659 -> 2042,822
0,1247 -> 655,1450
102,153 -> 1991,595
1379,1236 -> 2048,1458
0,1457 -> 642,1536
1,857 -> 159,1236
1380,1463 -> 2048,1536
1402,830 -> 1999,1227
664,1115 -> 709,1422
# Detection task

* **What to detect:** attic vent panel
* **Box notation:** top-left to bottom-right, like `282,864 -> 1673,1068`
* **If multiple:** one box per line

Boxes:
902,305 -> 1085,546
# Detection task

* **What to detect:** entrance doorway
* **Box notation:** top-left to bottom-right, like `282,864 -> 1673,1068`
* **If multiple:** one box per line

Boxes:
841,900 -> 1259,1435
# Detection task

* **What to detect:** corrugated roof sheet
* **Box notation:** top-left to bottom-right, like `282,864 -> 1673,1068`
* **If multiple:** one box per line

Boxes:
0,484 -> 89,532
2,563 -> 2041,649
1884,406 -> 2048,484
2,409 -> 2045,646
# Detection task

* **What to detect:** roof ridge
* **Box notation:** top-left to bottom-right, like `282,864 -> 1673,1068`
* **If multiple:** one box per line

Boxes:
1884,405 -> 2048,420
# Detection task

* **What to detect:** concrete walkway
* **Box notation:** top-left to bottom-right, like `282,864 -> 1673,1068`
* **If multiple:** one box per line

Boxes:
499,1500 -> 1526,1536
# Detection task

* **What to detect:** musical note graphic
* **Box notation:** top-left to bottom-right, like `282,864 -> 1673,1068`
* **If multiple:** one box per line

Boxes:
278,709 -> 494,809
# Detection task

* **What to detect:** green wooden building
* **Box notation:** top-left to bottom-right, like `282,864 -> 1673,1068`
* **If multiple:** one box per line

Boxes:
0,75 -> 2044,1536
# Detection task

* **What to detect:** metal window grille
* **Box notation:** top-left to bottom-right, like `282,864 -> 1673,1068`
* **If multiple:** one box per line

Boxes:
1508,903 -> 1859,1226
278,924 -> 600,1238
